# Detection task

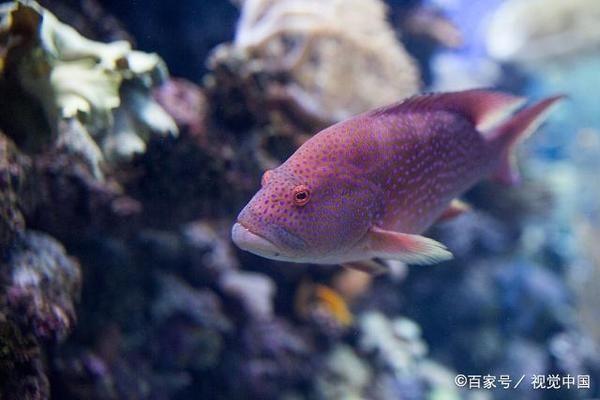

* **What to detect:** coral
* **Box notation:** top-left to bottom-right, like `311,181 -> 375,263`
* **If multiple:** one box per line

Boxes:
0,132 -> 27,248
310,311 -> 460,400
152,274 -> 231,334
206,0 -> 420,165
0,315 -> 49,400
153,78 -> 208,140
3,231 -> 82,342
313,344 -> 372,400
123,125 -> 259,227
151,274 -> 232,375
231,0 -> 419,120
219,269 -> 276,319
0,230 -> 81,399
21,145 -> 141,241
486,0 -> 600,64
358,312 -> 428,375
181,220 -> 240,283
357,312 -> 460,400
238,318 -> 314,399
0,0 -> 177,178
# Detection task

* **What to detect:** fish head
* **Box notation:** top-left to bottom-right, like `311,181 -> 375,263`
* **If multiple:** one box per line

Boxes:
232,166 -> 380,263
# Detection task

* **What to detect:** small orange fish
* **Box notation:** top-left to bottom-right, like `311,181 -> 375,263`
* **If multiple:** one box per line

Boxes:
314,285 -> 353,327
295,281 -> 354,328
232,90 -> 563,272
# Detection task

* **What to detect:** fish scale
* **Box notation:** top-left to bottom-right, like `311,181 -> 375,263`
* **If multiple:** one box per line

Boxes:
368,111 -> 487,233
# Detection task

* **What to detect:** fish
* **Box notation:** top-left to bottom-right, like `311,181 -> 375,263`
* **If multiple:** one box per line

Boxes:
295,281 -> 354,328
231,89 -> 563,273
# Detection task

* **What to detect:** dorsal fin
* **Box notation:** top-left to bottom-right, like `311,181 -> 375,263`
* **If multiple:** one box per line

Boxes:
370,89 -> 526,132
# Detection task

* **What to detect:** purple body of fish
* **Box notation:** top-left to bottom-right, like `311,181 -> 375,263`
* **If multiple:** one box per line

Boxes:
232,90 -> 562,271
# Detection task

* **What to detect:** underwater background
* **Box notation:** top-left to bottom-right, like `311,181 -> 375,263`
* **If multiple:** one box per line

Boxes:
0,0 -> 599,399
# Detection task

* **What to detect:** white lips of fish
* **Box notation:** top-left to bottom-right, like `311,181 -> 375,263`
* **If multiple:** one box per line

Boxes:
231,222 -> 288,260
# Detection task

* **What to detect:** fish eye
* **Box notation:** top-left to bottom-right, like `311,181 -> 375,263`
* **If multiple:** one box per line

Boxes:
293,185 -> 310,206
261,170 -> 273,187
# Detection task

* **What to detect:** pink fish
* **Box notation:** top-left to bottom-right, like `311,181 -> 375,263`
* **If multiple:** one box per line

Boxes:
232,90 -> 562,273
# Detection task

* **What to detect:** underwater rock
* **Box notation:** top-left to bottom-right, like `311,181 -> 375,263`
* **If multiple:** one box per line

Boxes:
124,124 -> 258,227
1,124 -> 141,243
0,132 -> 27,248
3,231 -> 81,342
182,220 -> 240,284
219,269 -> 276,320
0,229 -> 80,399
0,0 -> 177,179
431,210 -> 513,259
486,0 -> 600,64
25,146 -> 141,241
152,274 -> 231,334
313,344 -> 372,400
52,271 -> 233,399
52,340 -> 189,400
153,78 -> 208,141
239,318 -> 314,399
0,314 -> 49,400
206,0 -> 420,164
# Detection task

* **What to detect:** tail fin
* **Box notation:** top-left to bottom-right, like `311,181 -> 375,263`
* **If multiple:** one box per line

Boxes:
489,95 -> 565,185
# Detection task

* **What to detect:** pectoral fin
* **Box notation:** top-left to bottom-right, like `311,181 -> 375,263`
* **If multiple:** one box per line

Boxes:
437,199 -> 471,223
368,227 -> 453,265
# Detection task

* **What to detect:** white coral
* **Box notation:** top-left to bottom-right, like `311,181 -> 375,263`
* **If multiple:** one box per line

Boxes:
486,0 -> 600,63
0,1 -> 178,178
232,0 -> 420,121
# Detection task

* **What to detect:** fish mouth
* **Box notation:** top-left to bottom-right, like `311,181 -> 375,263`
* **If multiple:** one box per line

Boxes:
231,222 -> 288,259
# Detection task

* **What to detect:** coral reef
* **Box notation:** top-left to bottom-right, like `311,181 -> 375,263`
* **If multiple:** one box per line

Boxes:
0,1 -> 599,400
0,231 -> 81,400
4,231 -> 81,342
0,315 -> 49,400
0,132 -> 27,248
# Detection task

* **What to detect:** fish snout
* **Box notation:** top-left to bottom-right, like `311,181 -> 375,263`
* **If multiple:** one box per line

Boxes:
231,222 -> 284,259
